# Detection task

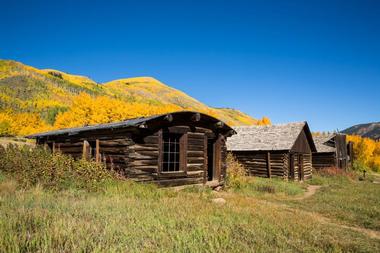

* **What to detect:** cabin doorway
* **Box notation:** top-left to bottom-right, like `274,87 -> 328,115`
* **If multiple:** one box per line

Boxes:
298,154 -> 303,181
207,139 -> 215,181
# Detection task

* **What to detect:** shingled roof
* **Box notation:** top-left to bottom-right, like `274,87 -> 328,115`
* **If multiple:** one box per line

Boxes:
227,122 -> 315,151
313,135 -> 336,153
27,111 -> 234,139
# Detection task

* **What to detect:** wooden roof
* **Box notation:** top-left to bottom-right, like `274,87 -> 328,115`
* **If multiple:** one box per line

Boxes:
227,122 -> 316,152
313,135 -> 336,153
27,111 -> 235,139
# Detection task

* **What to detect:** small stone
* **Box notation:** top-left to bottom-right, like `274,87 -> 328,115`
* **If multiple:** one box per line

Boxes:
212,198 -> 226,205
214,186 -> 223,192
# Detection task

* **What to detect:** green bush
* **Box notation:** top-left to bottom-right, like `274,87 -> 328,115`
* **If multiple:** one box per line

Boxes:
226,153 -> 247,188
0,144 -> 117,191
352,160 -> 370,172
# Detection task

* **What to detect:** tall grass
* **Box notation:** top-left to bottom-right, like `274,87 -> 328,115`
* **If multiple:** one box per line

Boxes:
288,170 -> 380,231
0,144 -> 116,191
0,147 -> 379,251
0,177 -> 378,252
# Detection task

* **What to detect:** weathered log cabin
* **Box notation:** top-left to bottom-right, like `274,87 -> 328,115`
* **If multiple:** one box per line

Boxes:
226,122 -> 316,181
27,111 -> 235,187
312,134 -> 350,170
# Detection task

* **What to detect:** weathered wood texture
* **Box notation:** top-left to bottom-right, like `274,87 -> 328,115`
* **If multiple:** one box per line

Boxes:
233,151 -> 289,179
303,153 -> 312,180
312,152 -> 336,170
233,151 -> 312,181
313,134 -> 349,170
41,126 -> 227,187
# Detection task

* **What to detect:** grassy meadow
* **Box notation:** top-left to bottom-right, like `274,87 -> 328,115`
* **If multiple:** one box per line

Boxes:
0,147 -> 379,252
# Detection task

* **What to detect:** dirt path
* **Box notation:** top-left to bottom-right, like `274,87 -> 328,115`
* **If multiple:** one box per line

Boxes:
292,185 -> 321,200
218,185 -> 380,240
285,205 -> 380,240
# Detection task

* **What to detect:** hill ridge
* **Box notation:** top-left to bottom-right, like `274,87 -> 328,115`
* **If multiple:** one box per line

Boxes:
0,59 -> 269,136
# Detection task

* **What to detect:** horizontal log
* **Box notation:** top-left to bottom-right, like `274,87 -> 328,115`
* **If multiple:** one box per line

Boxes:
129,145 -> 158,151
129,160 -> 158,166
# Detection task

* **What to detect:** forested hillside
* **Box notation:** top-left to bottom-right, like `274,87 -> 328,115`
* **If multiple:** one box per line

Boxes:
343,122 -> 380,140
0,60 -> 270,136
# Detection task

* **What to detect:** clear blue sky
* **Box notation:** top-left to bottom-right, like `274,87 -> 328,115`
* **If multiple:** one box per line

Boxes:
1,0 -> 379,131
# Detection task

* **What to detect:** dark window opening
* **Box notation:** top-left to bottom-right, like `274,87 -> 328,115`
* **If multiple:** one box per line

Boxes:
162,133 -> 182,172
88,141 -> 97,159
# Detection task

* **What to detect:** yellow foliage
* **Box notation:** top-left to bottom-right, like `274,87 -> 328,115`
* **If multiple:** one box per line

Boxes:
0,60 -> 272,135
54,93 -> 182,129
0,112 -> 52,136
256,116 -> 272,126
347,135 -> 380,171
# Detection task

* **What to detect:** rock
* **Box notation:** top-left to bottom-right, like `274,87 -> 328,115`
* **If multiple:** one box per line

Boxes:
212,198 -> 226,205
214,186 -> 223,192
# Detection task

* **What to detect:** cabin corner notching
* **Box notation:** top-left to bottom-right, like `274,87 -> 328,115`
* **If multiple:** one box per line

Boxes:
28,111 -> 234,187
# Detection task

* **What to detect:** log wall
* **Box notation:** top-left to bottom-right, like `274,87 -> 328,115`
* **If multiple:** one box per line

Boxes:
303,153 -> 312,180
41,126 -> 227,187
232,151 -> 288,179
233,151 -> 312,181
312,152 -> 336,170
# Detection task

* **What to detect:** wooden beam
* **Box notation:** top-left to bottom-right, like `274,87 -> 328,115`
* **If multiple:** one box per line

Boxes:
191,112 -> 201,122
82,140 -> 90,160
52,141 -> 56,153
267,152 -> 271,178
95,139 -> 100,163
157,130 -> 163,176
180,133 -> 188,173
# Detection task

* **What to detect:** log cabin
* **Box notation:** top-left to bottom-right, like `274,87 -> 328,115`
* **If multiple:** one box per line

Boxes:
312,134 -> 350,170
226,122 -> 316,181
27,111 -> 235,187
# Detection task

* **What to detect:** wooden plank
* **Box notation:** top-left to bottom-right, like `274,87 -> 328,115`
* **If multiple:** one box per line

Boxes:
180,133 -> 188,173
95,139 -> 100,163
82,140 -> 90,160
267,152 -> 271,178
157,129 -> 163,176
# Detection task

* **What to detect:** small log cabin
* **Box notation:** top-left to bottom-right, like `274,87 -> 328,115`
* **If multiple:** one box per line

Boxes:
312,134 -> 350,170
27,111 -> 235,187
226,122 -> 317,181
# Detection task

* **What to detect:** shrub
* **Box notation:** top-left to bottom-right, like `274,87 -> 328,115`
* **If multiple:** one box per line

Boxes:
0,144 -> 118,191
317,167 -> 355,178
226,153 -> 247,188
352,160 -> 371,172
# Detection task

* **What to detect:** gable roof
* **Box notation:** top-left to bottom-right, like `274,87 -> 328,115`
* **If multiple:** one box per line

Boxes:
313,135 -> 337,153
227,121 -> 316,152
27,111 -> 234,139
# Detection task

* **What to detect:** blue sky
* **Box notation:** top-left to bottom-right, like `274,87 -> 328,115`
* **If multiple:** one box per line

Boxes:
1,0 -> 379,131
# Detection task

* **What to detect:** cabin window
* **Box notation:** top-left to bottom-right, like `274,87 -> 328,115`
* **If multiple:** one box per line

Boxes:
162,133 -> 182,172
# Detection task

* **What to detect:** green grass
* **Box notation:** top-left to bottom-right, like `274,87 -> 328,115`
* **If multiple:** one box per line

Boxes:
0,174 -> 379,252
230,177 -> 307,198
285,173 -> 380,231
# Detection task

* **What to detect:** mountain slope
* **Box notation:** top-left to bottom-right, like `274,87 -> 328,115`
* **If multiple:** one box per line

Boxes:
0,59 -> 267,136
342,122 -> 380,140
